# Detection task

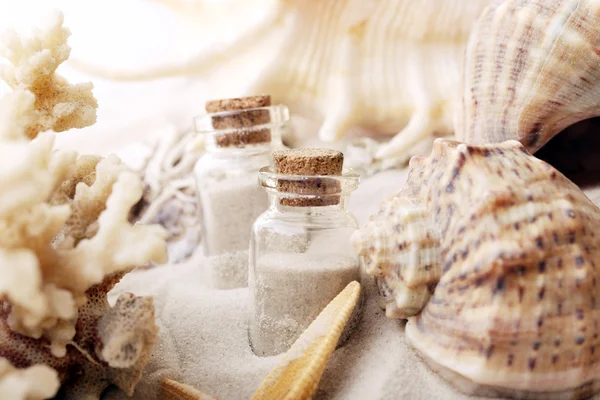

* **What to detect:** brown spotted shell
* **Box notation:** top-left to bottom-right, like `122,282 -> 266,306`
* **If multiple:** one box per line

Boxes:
355,138 -> 600,399
455,0 -> 600,153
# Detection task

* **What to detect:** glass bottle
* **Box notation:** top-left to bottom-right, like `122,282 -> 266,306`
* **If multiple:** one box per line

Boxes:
193,102 -> 288,289
248,158 -> 362,356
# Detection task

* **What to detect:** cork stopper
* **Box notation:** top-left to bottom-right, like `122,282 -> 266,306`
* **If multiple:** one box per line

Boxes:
205,95 -> 272,147
273,148 -> 344,207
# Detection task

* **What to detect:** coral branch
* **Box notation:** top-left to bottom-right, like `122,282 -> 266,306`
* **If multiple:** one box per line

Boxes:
0,11 -> 97,139
0,359 -> 59,400
0,11 -> 168,399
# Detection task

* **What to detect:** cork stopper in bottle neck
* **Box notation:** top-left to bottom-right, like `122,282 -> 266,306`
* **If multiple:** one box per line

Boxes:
273,148 -> 344,207
205,95 -> 272,148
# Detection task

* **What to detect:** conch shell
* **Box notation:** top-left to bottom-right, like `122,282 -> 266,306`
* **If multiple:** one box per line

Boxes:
456,0 -> 600,153
353,138 -> 600,399
70,0 -> 494,160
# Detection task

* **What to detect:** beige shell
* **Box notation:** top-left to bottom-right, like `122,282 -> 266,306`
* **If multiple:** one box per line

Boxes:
354,138 -> 600,399
124,126 -> 202,264
455,0 -> 600,153
70,0 -> 494,161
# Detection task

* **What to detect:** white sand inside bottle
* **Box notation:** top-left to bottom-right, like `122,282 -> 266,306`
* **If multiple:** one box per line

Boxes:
248,148 -> 361,356
196,95 -> 275,290
249,252 -> 360,356
198,173 -> 267,255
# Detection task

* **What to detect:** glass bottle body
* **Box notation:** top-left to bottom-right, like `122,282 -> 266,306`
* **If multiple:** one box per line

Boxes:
248,169 -> 361,356
195,150 -> 274,256
193,105 -> 288,289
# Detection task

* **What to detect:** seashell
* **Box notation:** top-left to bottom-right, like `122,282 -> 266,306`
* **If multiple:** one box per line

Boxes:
124,126 -> 203,263
161,378 -> 218,400
456,0 -> 600,154
70,0 -> 494,161
252,280 -> 361,400
354,138 -> 600,399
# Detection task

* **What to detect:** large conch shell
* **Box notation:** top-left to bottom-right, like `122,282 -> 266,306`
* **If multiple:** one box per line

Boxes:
71,0 -> 493,160
353,138 -> 600,399
456,0 -> 600,153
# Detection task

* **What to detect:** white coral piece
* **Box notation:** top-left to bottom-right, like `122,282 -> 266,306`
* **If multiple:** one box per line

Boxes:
0,11 -> 168,399
0,11 -> 97,139
0,359 -> 60,400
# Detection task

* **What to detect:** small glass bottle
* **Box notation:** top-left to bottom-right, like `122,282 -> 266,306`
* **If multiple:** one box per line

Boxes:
193,95 -> 288,289
248,148 -> 362,356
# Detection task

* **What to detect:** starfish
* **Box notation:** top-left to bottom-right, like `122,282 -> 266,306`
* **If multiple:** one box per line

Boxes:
160,281 -> 361,400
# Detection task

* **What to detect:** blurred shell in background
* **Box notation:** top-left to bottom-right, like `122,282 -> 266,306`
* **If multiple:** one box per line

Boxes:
69,0 -> 495,164
121,126 -> 203,264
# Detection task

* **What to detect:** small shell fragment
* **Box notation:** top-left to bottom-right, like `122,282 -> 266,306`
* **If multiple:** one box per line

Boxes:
161,378 -> 218,400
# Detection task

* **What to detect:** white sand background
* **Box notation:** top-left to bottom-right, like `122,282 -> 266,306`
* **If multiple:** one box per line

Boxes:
2,2 -> 600,400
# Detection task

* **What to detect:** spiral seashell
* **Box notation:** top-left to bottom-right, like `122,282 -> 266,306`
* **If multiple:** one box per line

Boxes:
354,138 -> 600,399
456,0 -> 600,154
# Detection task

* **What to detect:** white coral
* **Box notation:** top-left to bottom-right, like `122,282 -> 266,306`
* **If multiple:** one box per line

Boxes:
0,359 -> 60,400
0,11 -> 97,139
0,10 -> 168,399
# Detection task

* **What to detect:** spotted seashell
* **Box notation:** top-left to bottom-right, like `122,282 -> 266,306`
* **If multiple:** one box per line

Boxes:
356,138 -> 600,399
456,0 -> 600,154
352,197 -> 441,318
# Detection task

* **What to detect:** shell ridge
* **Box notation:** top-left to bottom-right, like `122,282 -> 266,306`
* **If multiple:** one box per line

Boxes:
514,0 -> 583,145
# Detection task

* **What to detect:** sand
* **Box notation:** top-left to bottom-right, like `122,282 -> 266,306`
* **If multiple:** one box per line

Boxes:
102,168 -> 491,400
96,162 -> 600,400
103,258 -> 487,400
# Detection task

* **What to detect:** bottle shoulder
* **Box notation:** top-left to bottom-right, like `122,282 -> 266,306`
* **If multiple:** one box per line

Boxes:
253,207 -> 358,230
194,150 -> 273,177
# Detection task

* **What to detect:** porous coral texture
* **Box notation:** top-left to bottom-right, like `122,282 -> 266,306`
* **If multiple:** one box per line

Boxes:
0,11 -> 168,399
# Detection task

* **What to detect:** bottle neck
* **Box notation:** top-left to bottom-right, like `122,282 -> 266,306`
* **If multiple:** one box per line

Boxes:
266,192 -> 350,214
205,140 -> 277,157
195,103 -> 289,156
